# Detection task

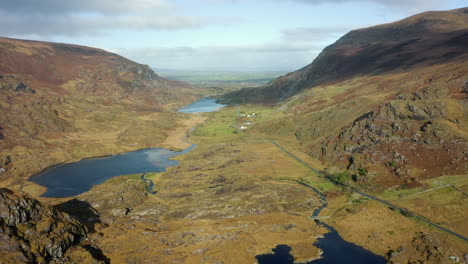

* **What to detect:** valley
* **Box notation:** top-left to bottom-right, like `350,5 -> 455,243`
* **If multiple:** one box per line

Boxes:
0,6 -> 467,264
53,101 -> 466,263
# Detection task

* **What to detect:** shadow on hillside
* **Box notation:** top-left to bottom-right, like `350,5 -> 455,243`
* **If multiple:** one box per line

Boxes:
54,198 -> 101,233
82,244 -> 111,264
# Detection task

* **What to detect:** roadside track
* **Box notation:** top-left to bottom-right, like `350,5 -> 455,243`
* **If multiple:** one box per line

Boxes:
242,129 -> 468,242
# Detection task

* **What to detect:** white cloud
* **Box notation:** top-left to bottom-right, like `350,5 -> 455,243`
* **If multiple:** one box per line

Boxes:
281,26 -> 355,42
0,11 -> 206,36
0,0 -> 208,36
0,0 -> 172,14
207,0 -> 448,11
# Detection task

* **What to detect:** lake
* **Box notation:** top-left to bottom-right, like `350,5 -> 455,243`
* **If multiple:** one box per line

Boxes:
178,98 -> 226,113
30,98 -> 224,198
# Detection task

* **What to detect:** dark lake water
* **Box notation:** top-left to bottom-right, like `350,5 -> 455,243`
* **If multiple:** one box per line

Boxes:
256,185 -> 386,264
30,98 -> 224,198
31,145 -> 195,197
308,222 -> 386,264
178,98 -> 225,113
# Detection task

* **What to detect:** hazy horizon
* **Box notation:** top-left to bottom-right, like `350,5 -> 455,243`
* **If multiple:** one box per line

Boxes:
1,1 -> 466,71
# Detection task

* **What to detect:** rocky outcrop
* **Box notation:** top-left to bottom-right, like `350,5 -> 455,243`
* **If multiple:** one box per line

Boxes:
0,75 -> 35,93
0,188 -> 106,264
312,85 -> 467,183
77,175 -> 150,222
387,232 -> 451,264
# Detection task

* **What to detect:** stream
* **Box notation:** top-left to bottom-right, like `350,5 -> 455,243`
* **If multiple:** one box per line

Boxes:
256,184 -> 386,264
307,188 -> 386,264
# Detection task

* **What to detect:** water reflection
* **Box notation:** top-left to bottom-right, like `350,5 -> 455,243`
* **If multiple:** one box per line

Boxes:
178,98 -> 226,113
31,147 -> 189,198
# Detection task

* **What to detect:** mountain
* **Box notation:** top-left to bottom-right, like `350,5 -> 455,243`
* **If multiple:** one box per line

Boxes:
0,37 -> 203,192
0,37 -> 200,109
225,8 -> 468,187
226,7 -> 468,103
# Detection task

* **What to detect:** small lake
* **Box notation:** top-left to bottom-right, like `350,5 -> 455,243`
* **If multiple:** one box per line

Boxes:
178,98 -> 226,113
256,186 -> 386,264
30,98 -> 224,198
30,146 -> 194,198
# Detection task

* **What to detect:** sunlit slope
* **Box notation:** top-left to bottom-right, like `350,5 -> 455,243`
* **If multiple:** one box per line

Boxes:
225,7 -> 468,187
0,37 -> 203,192
226,7 -> 467,103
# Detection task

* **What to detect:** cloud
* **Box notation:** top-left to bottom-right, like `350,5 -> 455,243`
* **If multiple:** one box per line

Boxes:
207,0 -> 448,11
0,12 -> 206,36
294,0 -> 448,10
0,0 -> 207,36
0,0 -> 171,14
281,26 -> 355,42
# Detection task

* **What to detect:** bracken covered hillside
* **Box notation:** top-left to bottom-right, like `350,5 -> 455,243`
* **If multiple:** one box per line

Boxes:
227,7 -> 468,103
226,7 -> 468,188
0,38 -> 203,193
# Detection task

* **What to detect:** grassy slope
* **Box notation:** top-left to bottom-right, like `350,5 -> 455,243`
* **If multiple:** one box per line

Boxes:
0,37 -> 205,195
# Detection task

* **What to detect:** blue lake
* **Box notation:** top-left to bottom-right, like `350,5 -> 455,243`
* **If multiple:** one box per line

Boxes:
30,98 -> 224,198
178,98 -> 226,113
30,146 -> 194,198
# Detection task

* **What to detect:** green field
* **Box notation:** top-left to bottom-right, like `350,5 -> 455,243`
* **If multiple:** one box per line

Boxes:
157,70 -> 285,94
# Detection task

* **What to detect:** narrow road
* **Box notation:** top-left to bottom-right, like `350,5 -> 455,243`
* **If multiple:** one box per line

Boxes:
353,189 -> 468,242
245,131 -> 468,242
402,184 -> 451,198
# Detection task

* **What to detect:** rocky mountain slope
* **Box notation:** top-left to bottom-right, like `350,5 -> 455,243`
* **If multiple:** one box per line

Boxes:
0,37 -> 203,193
227,7 -> 468,103
0,188 -> 106,264
225,7 -> 468,188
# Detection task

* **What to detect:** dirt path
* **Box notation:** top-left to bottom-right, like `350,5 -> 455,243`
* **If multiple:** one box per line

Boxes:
160,115 -> 207,150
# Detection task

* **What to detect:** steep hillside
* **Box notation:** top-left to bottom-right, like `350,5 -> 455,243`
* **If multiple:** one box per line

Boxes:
0,37 -> 200,108
226,8 -> 468,188
226,7 -> 468,103
0,37 -> 204,193
0,188 -> 106,264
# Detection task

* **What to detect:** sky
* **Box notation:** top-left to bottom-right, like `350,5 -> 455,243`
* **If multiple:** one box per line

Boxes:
0,0 -> 466,72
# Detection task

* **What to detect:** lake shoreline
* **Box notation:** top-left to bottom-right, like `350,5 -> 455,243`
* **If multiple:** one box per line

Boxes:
26,99 -> 222,199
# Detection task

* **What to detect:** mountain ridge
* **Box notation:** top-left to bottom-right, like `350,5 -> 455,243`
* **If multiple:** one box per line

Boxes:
225,7 -> 468,103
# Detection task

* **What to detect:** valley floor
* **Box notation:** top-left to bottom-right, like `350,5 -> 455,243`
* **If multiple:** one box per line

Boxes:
51,104 -> 468,263
2,102 -> 466,263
